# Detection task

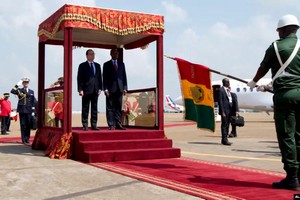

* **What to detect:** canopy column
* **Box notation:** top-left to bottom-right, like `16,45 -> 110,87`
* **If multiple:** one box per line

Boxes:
157,35 -> 164,130
37,42 -> 45,129
63,28 -> 73,133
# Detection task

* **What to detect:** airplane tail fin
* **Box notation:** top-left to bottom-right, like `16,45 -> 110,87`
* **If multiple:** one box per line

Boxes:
166,95 -> 179,111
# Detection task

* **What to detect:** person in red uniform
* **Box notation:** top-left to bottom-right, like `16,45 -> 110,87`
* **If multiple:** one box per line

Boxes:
52,95 -> 63,128
0,93 -> 12,135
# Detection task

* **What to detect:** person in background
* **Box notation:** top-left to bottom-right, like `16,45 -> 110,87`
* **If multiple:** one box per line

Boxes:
50,77 -> 64,88
77,49 -> 102,131
218,78 -> 233,145
121,96 -> 130,126
103,48 -> 128,130
0,93 -> 11,135
53,95 -> 63,128
229,89 -> 239,138
11,77 -> 36,145
247,14 -> 300,190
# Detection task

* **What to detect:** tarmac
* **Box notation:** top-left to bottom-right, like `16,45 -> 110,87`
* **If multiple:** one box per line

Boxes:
0,112 -> 281,200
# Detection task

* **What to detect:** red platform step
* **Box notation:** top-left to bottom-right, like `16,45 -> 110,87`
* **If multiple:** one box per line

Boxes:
72,129 -> 181,163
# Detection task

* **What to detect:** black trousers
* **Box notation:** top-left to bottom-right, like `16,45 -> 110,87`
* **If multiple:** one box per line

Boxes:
106,92 -> 123,128
81,93 -> 99,128
1,116 -> 9,133
7,118 -> 10,131
231,124 -> 237,134
221,111 -> 231,141
19,113 -> 32,143
54,117 -> 63,128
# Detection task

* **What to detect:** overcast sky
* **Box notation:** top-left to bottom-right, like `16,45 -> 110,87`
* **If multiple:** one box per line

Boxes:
1,0 -> 300,112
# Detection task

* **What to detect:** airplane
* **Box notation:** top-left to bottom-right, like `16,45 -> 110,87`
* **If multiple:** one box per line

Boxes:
166,78 -> 274,115
165,95 -> 185,113
165,94 -> 222,121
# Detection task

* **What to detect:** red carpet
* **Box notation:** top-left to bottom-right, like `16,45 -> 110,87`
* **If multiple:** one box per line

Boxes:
73,129 -> 180,162
90,157 -> 295,200
0,136 -> 34,143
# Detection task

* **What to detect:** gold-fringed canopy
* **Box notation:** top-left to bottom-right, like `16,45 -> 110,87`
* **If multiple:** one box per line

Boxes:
38,4 -> 164,49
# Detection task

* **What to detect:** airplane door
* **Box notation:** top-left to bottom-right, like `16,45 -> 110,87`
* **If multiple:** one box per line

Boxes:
212,84 -> 221,121
212,84 -> 221,103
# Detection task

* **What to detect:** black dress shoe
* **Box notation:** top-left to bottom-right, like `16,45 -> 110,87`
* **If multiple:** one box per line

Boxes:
221,141 -> 232,145
116,126 -> 126,130
272,178 -> 300,190
82,127 -> 88,131
228,133 -> 237,138
108,126 -> 115,130
24,142 -> 31,146
91,127 -> 100,130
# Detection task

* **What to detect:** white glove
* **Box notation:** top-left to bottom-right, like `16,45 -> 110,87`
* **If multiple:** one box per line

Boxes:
264,83 -> 273,92
17,80 -> 23,87
256,85 -> 266,92
256,84 -> 273,92
247,80 -> 257,89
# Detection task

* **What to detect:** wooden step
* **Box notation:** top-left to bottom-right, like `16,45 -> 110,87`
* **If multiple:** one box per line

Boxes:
80,139 -> 173,151
73,130 -> 165,141
72,129 -> 181,163
85,148 -> 181,162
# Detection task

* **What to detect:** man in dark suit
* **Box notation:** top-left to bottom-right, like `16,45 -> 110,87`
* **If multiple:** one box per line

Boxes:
229,90 -> 239,138
103,48 -> 127,130
218,78 -> 233,145
77,49 -> 102,130
11,77 -> 36,145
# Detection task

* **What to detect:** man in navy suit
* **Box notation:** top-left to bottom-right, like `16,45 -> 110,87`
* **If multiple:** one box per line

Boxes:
103,48 -> 127,130
77,49 -> 102,130
11,77 -> 36,145
218,78 -> 234,145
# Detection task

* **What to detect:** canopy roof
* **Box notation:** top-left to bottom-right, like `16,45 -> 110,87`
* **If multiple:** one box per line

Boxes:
38,4 -> 164,49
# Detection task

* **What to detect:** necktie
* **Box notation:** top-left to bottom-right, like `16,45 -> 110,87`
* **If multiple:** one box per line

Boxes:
227,88 -> 232,103
113,61 -> 118,72
90,62 -> 95,75
227,89 -> 231,97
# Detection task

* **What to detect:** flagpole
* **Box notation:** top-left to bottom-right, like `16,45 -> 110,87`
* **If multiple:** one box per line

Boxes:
208,68 -> 248,84
209,69 -> 274,93
164,55 -> 273,93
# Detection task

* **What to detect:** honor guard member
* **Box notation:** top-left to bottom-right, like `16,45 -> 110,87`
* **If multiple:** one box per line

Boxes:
11,77 -> 36,145
0,93 -> 12,135
248,14 -> 300,190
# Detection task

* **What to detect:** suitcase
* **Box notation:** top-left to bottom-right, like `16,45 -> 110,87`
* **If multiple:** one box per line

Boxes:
31,115 -> 37,130
231,115 -> 244,127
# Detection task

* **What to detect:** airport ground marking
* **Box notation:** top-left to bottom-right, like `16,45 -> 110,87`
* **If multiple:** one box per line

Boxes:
181,151 -> 280,162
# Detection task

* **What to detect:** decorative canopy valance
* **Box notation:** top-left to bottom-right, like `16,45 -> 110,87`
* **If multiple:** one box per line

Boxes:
38,4 -> 164,49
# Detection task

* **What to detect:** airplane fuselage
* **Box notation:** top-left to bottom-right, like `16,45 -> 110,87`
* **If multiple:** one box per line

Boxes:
170,78 -> 274,112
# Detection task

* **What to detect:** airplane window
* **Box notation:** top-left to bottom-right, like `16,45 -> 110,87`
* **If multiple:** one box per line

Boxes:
243,87 -> 247,92
237,88 -> 240,92
250,88 -> 253,92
